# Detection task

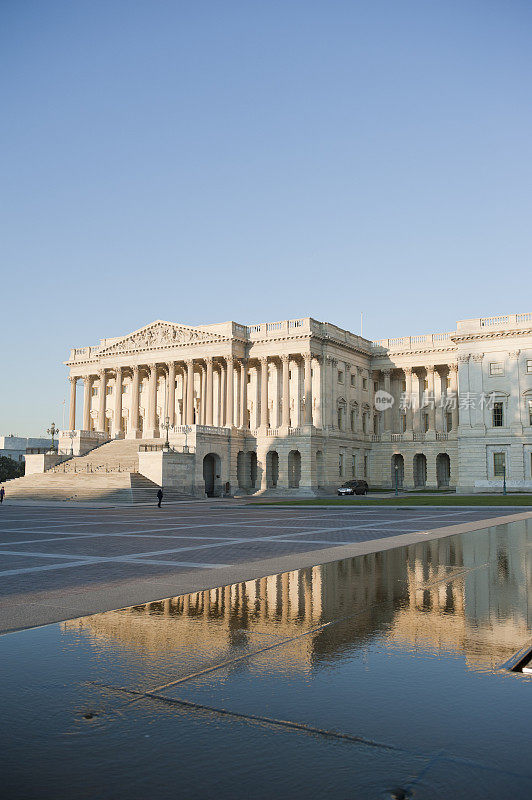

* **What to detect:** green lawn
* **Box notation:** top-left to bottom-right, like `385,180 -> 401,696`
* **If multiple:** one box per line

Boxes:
255,495 -> 532,507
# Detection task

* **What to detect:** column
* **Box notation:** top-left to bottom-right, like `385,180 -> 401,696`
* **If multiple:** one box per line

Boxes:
282,354 -> 290,427
356,368 -> 363,433
304,353 -> 313,426
97,369 -> 106,432
449,364 -> 459,431
329,357 -> 337,428
225,356 -> 234,427
205,357 -> 214,426
413,370 -> 423,432
82,376 -> 91,430
382,369 -> 392,433
129,366 -> 140,437
186,360 -> 194,425
434,369 -> 444,432
426,366 -> 436,434
260,357 -> 269,428
146,364 -> 157,436
235,361 -> 241,428
253,364 -> 260,428
181,366 -> 187,425
274,361 -> 282,427
313,357 -> 322,428
469,353 -> 484,428
168,362 -> 176,427
199,364 -> 206,424
240,358 -> 248,428
508,351 -> 522,432
404,367 -> 414,438
68,377 -> 77,430
114,367 -> 123,437
219,362 -> 226,426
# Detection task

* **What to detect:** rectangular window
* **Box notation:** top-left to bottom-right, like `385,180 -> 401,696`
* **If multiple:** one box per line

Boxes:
351,410 -> 356,432
423,412 -> 429,432
362,377 -> 368,390
122,385 -> 127,394
351,374 -> 356,387
446,412 -> 453,432
338,370 -> 344,383
373,381 -> 379,392
339,453 -> 344,477
106,386 -> 112,396
91,388 -> 98,397
402,380 -> 406,392
373,414 -> 378,434
527,360 -> 532,374
352,454 -> 356,477
363,453 -> 368,477
490,362 -> 504,376
492,402 -> 504,427
423,379 -> 428,390
528,400 -> 532,426
493,452 -> 506,477
402,414 -> 407,432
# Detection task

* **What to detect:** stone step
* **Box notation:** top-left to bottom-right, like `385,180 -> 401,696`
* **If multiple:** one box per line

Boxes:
2,469 -> 197,504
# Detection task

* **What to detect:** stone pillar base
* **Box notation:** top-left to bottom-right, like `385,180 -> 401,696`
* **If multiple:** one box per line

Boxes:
125,430 -> 140,440
143,427 -> 158,439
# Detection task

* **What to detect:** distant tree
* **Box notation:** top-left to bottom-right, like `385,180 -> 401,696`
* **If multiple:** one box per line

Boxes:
0,456 -> 25,482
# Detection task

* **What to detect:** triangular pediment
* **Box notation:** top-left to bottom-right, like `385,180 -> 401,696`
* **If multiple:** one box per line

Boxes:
99,320 -> 224,355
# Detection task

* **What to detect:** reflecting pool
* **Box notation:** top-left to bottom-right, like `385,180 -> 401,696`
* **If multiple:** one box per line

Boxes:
1,518 -> 532,799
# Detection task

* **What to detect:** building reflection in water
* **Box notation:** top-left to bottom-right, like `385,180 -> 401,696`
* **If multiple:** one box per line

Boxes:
64,519 -> 532,673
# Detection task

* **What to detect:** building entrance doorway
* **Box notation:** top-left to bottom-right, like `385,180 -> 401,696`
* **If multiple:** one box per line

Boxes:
203,453 -> 221,497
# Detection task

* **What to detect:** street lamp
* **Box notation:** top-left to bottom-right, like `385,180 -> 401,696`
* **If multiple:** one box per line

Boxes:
47,422 -> 59,453
162,415 -> 171,451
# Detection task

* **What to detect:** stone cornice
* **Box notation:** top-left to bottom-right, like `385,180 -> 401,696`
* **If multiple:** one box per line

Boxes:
452,327 -> 532,344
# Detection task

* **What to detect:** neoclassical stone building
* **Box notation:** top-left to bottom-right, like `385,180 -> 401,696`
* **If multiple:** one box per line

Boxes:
62,312 -> 532,495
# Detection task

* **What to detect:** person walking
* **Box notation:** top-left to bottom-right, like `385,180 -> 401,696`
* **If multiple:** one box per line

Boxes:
0,486 -> 4,504
157,488 -> 163,508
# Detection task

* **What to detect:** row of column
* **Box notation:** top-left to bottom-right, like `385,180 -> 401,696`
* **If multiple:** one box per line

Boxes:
378,364 -> 459,434
68,352 -> 318,436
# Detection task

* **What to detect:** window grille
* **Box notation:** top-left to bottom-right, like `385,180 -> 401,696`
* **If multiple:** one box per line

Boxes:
493,452 -> 506,477
492,402 -> 504,427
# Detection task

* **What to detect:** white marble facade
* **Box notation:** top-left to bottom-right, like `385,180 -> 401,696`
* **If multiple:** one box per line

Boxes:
64,313 -> 532,494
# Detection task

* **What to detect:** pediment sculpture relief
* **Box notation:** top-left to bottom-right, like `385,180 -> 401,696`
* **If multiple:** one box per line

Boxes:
99,322 -> 222,355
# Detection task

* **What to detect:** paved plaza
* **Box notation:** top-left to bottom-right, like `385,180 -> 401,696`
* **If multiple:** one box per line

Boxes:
2,511 -> 532,799
0,500 -> 528,633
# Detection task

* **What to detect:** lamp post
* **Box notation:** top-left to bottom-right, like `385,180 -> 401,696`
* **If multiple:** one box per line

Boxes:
183,425 -> 191,453
47,422 -> 59,453
162,416 -> 170,451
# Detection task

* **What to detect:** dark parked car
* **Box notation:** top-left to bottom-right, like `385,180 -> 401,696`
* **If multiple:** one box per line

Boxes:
337,479 -> 368,496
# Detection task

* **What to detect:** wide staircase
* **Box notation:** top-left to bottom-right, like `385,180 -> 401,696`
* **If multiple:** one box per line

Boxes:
3,439 -> 198,504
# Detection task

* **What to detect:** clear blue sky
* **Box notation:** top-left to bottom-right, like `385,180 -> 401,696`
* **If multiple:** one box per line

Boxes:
1,0 -> 531,435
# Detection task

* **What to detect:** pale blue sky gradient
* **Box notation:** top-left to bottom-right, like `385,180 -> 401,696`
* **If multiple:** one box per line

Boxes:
1,0 -> 531,435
